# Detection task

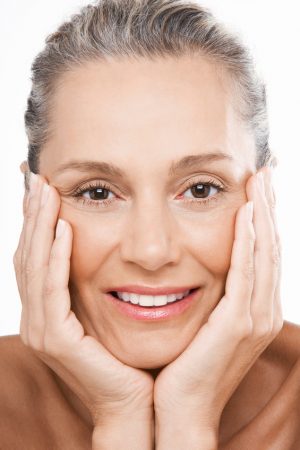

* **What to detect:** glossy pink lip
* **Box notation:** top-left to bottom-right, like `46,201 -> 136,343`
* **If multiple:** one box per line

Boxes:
105,285 -> 199,295
104,287 -> 201,321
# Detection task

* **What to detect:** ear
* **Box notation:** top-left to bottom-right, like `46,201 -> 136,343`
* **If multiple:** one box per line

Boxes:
20,161 -> 29,216
20,160 -> 29,175
20,160 -> 30,193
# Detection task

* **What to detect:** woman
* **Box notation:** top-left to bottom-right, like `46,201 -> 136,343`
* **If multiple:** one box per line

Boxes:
1,0 -> 299,448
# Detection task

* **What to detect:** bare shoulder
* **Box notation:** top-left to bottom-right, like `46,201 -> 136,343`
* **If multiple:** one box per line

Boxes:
0,334 -> 49,397
0,335 -> 92,449
0,335 -> 55,448
0,333 -> 51,386
264,319 -> 300,367
219,321 -> 300,449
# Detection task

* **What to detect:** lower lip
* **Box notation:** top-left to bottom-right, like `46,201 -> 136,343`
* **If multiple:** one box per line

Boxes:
105,289 -> 201,321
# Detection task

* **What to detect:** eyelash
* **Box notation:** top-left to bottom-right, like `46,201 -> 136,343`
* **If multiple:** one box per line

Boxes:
71,178 -> 225,208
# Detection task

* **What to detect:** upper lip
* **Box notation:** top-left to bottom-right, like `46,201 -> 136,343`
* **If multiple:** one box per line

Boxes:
106,285 -> 200,295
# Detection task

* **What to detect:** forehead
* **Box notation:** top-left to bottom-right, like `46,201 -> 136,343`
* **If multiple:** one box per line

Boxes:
41,55 -> 255,175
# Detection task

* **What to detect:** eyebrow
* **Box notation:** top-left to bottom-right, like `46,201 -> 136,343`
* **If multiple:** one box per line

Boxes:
53,152 -> 234,177
54,160 -> 124,178
168,152 -> 234,176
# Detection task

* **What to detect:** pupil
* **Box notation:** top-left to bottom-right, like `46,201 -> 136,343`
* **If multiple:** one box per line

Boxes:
191,184 -> 209,198
90,188 -> 109,200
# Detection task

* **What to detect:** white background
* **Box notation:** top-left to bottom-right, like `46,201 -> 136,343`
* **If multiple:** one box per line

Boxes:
1,0 -> 299,336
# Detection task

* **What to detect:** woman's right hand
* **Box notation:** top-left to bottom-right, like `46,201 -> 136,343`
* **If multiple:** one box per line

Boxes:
13,172 -> 154,428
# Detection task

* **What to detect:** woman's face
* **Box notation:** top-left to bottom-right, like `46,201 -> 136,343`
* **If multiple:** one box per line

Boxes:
38,55 -> 256,369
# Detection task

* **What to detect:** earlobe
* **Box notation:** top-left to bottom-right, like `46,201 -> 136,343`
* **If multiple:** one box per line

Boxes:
20,161 -> 30,193
20,160 -> 29,174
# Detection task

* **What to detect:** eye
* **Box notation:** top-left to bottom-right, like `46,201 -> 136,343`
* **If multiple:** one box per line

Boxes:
72,181 -> 118,208
69,177 -> 225,210
81,186 -> 115,201
182,182 -> 219,200
177,176 -> 224,206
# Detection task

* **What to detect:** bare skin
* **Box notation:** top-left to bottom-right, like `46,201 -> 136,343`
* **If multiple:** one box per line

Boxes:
1,55 -> 299,448
1,323 -> 300,449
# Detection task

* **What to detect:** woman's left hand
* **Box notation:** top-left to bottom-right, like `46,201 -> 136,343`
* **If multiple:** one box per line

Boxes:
153,168 -> 283,439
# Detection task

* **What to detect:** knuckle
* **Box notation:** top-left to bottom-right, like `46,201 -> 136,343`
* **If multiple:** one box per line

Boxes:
22,257 -> 46,279
23,260 -> 36,278
271,246 -> 281,267
269,243 -> 280,266
241,261 -> 255,281
25,207 -> 36,222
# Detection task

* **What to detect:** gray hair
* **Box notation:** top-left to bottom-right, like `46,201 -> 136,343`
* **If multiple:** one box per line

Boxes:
24,0 -> 277,184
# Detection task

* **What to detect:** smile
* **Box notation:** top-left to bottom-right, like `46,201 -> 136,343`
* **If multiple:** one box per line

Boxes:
111,289 -> 193,307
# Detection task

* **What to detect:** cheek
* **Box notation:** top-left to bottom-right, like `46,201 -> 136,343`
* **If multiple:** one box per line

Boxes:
179,208 -> 236,276
65,205 -> 237,281
67,213 -> 122,281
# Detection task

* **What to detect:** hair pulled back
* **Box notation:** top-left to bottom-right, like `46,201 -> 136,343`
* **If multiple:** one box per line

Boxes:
24,0 -> 276,181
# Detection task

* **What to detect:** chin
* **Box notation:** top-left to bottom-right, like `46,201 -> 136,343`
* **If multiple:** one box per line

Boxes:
119,354 -> 174,370
109,340 -> 187,369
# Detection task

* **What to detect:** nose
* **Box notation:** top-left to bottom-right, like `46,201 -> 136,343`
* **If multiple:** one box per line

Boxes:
119,200 -> 181,271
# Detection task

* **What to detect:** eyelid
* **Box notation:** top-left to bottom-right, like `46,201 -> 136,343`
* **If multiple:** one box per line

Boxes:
68,174 -> 227,209
183,173 -> 224,186
73,180 -> 121,198
178,177 -> 224,200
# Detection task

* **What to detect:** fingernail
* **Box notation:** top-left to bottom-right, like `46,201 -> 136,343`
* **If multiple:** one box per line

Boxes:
41,183 -> 50,207
29,172 -> 38,196
55,219 -> 66,238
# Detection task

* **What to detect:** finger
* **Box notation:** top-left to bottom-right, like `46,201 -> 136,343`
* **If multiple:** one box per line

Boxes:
25,182 -> 61,344
13,195 -> 28,298
21,173 -> 44,344
14,178 -> 38,344
263,168 -> 283,332
21,173 -> 43,280
223,199 -> 255,319
43,219 -> 75,340
13,194 -> 30,338
250,171 -> 279,329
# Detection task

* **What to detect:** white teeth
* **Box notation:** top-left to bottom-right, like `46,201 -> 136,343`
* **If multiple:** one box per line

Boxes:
153,295 -> 167,306
122,292 -> 130,302
129,293 -> 139,304
115,290 -> 192,307
167,294 -> 177,303
139,295 -> 154,307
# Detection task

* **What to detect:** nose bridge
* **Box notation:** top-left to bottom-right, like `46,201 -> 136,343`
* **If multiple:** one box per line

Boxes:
120,194 -> 180,270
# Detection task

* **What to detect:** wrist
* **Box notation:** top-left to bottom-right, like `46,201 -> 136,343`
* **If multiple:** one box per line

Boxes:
92,412 -> 154,450
155,413 -> 218,450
